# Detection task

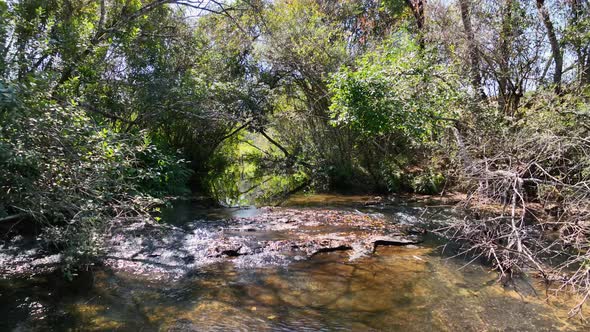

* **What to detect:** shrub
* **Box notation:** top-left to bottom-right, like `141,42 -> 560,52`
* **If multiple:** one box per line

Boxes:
0,85 -> 190,272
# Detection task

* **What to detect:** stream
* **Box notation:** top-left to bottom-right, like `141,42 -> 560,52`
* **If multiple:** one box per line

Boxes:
0,194 -> 587,331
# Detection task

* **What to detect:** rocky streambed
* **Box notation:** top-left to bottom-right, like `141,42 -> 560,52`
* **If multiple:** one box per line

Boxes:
102,208 -> 422,279
2,196 -> 589,331
1,207 -> 422,280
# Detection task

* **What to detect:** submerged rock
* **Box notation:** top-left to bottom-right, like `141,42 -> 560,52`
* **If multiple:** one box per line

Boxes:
102,208 -> 422,279
0,235 -> 62,278
0,208 -> 422,280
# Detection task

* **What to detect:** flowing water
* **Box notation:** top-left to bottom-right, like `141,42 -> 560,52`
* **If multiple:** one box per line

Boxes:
1,194 -> 588,331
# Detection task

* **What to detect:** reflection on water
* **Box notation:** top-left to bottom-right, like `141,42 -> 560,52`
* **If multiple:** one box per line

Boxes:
1,194 -> 588,331
282,194 -> 383,208
160,199 -> 260,226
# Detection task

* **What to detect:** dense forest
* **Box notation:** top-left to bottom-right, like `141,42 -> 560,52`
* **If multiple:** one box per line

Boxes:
1,0 -> 590,314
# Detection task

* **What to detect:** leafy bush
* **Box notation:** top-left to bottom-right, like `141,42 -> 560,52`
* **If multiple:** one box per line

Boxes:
411,171 -> 445,194
329,34 -> 461,140
0,85 -> 190,272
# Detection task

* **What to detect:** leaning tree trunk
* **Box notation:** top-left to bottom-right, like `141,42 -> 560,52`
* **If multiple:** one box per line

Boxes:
459,0 -> 484,99
498,0 -> 518,115
569,0 -> 590,85
536,0 -> 563,93
405,0 -> 426,49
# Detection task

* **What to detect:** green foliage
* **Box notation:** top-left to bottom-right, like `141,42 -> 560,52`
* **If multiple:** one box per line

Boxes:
410,171 -> 445,195
0,1 -> 9,76
329,35 -> 461,140
206,132 -> 309,206
381,162 -> 409,193
379,159 -> 445,194
256,0 -> 347,78
323,35 -> 461,193
0,83 -> 190,270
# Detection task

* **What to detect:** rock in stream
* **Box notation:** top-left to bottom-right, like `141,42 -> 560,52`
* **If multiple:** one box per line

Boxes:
0,208 -> 422,280
102,208 -> 422,279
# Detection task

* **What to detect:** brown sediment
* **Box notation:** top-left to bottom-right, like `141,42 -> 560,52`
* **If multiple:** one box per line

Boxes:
69,244 -> 588,331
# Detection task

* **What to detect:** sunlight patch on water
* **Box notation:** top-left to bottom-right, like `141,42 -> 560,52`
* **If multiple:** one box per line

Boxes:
2,195 -> 588,331
59,246 -> 587,331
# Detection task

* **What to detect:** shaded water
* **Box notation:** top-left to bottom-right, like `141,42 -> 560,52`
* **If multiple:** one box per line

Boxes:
1,194 -> 587,331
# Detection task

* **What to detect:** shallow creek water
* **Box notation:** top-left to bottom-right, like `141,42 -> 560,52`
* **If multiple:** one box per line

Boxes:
1,194 -> 588,331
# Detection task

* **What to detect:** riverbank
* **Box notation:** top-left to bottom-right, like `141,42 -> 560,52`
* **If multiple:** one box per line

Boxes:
0,192 -> 567,279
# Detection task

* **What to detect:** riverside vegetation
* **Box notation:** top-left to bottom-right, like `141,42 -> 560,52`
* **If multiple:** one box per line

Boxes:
2,0 -> 590,318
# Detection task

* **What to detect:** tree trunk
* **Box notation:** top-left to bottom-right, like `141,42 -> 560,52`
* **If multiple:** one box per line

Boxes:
459,0 -> 484,99
405,0 -> 426,49
569,0 -> 590,85
498,0 -> 513,114
536,0 -> 562,93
